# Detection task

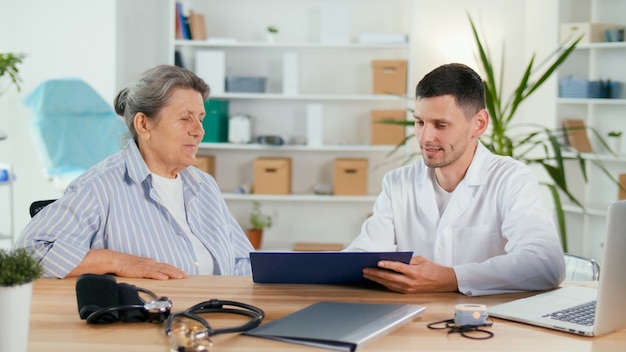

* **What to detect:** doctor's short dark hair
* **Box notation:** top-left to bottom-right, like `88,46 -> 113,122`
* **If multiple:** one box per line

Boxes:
114,64 -> 210,142
415,63 -> 485,119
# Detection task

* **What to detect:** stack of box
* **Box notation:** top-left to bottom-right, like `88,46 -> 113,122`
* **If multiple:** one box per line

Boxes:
370,110 -> 406,145
371,60 -> 407,95
333,158 -> 368,196
253,157 -> 292,194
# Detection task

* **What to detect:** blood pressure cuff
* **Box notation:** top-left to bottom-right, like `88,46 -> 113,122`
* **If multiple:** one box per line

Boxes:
75,274 -> 146,324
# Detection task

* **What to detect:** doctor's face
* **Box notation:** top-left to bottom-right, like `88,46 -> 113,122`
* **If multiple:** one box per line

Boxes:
413,94 -> 485,170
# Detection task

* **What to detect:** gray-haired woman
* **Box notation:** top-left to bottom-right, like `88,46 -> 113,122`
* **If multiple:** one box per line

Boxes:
16,65 -> 254,279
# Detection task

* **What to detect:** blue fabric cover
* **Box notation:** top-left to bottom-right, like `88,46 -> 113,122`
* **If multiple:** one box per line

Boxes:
24,78 -> 128,179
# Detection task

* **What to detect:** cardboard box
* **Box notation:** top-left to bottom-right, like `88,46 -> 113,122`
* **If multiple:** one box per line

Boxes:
253,157 -> 292,194
334,158 -> 368,195
563,119 -> 592,153
619,174 -> 626,201
372,60 -> 407,95
560,22 -> 625,44
194,155 -> 215,176
293,242 -> 345,251
371,110 -> 407,145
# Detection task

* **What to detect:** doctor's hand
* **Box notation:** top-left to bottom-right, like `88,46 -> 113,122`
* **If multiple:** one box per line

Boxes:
362,256 -> 458,294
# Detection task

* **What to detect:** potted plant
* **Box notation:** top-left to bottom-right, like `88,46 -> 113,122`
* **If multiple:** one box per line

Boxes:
0,52 -> 26,140
247,201 -> 273,249
266,25 -> 278,43
0,52 -> 26,96
0,248 -> 43,351
607,131 -> 622,154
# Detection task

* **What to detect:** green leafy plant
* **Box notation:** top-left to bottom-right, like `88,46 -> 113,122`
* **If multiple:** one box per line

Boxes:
0,248 -> 43,286
0,52 -> 26,96
467,15 -> 626,252
249,201 -> 273,231
608,131 -> 622,138
267,25 -> 279,34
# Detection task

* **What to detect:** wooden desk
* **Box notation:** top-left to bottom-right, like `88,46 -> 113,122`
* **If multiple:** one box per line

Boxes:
29,276 -> 625,351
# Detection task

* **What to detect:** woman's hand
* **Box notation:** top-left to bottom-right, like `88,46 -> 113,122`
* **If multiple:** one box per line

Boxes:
67,249 -> 187,280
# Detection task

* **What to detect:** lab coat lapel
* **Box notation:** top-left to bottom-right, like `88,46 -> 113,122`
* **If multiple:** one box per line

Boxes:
435,142 -> 490,265
440,142 -> 490,227
415,166 -> 440,227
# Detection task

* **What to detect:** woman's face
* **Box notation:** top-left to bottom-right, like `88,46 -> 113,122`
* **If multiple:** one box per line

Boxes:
136,87 -> 205,178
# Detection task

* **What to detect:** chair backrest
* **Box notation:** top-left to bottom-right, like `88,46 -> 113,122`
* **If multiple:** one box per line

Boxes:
23,78 -> 127,185
30,199 -> 57,218
564,253 -> 601,281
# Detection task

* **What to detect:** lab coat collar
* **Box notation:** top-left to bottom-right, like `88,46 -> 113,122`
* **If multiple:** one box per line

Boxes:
415,141 -> 492,229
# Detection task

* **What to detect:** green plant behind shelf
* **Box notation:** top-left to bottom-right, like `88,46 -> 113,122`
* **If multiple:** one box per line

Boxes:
0,52 -> 26,96
0,248 -> 43,286
249,201 -> 273,231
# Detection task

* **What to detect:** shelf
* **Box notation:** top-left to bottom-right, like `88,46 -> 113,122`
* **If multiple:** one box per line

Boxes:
575,42 -> 626,50
561,151 -> 626,163
222,193 -> 378,203
563,204 -> 607,217
174,40 -> 410,50
557,98 -> 626,105
199,143 -> 398,152
172,0 -> 413,247
0,167 -> 13,244
210,93 -> 408,101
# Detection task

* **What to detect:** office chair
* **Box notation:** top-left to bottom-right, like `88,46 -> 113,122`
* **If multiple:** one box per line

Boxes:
29,199 -> 57,218
23,78 -> 127,190
563,253 -> 601,281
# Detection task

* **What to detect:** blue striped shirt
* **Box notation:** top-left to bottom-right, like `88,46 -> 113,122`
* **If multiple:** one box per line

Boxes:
15,141 -> 253,278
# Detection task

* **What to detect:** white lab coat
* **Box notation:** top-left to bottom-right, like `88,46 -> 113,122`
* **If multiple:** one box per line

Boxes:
346,142 -> 566,296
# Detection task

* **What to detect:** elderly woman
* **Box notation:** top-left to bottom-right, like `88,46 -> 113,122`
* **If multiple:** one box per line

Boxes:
15,65 -> 254,279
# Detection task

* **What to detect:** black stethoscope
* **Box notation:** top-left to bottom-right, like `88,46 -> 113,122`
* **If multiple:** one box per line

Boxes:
165,299 -> 265,352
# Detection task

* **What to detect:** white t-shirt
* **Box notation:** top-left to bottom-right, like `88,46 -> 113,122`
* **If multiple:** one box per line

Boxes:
152,173 -> 217,274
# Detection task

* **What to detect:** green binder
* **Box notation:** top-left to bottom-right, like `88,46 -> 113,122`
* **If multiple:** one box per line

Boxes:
202,99 -> 229,143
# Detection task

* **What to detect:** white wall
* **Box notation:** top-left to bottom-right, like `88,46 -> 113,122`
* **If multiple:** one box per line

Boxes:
0,0 -> 117,248
0,0 -> 169,248
0,0 -> 559,248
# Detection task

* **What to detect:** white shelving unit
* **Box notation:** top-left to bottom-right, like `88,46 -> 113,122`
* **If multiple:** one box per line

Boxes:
169,0 -> 413,249
0,164 -> 14,246
558,0 -> 626,262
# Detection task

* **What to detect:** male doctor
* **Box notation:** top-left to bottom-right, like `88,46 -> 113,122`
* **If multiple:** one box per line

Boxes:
345,63 -> 565,296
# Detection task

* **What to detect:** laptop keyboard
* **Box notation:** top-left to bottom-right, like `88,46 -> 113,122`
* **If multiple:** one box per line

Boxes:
543,301 -> 596,326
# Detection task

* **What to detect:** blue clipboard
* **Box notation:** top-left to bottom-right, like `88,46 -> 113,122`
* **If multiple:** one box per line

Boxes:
250,251 -> 413,284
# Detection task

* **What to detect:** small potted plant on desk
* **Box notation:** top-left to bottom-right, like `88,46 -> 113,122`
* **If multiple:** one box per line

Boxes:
247,201 -> 273,249
607,131 -> 622,155
0,248 -> 43,351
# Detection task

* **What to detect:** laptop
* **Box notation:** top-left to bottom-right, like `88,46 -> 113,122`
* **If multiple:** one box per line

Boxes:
487,200 -> 626,336
250,251 -> 413,284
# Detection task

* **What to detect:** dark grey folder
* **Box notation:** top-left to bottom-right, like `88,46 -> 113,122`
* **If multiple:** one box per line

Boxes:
243,301 -> 426,351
